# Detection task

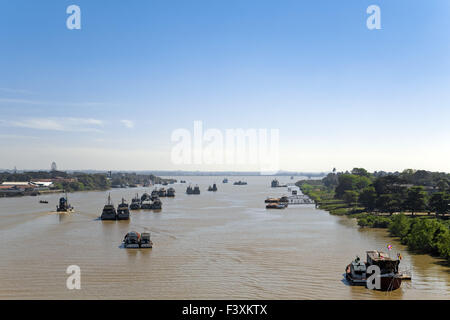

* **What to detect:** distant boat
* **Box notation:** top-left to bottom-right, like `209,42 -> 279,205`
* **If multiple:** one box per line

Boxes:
167,187 -> 175,197
266,202 -> 288,209
207,183 -> 218,192
130,194 -> 141,210
193,185 -> 201,194
56,193 -> 74,212
271,179 -> 280,188
116,198 -> 130,220
39,200 -> 48,204
158,188 -> 167,197
233,181 -> 247,185
101,194 -> 116,220
222,178 -> 228,183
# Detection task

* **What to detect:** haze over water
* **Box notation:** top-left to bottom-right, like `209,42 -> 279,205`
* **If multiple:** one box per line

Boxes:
0,176 -> 448,299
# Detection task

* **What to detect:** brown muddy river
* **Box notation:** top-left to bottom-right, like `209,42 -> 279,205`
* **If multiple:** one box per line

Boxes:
0,176 -> 448,299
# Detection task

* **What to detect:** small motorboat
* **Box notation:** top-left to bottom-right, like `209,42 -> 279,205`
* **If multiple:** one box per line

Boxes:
40,200 -> 48,204
266,202 -> 288,209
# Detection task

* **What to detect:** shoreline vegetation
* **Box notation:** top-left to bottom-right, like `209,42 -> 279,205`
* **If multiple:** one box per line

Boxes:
297,168 -> 450,265
0,171 -> 175,196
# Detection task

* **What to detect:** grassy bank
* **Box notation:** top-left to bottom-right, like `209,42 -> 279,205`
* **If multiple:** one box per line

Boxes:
299,182 -> 450,264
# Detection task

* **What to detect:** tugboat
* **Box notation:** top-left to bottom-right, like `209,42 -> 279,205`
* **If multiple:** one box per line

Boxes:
345,251 -> 403,291
186,185 -> 194,194
167,187 -> 175,197
117,198 -> 130,220
271,179 -> 280,188
151,198 -> 162,210
158,188 -> 167,197
56,193 -> 74,212
140,232 -> 153,248
141,197 -> 153,210
223,178 -> 228,183
141,192 -> 151,202
101,194 -> 117,220
233,181 -> 247,185
193,185 -> 201,194
123,231 -> 140,248
151,189 -> 159,199
266,202 -> 288,209
130,194 -> 141,210
123,231 -> 153,249
208,184 -> 218,192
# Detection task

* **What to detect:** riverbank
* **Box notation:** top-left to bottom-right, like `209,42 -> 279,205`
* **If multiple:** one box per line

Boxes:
298,182 -> 450,265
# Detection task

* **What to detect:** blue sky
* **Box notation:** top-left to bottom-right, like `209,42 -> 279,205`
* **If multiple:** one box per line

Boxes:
0,0 -> 449,172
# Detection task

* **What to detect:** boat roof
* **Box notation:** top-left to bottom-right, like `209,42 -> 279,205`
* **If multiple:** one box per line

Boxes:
366,250 -> 396,262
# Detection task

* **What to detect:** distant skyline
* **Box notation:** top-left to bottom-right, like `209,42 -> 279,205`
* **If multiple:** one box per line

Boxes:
1,1 -> 449,172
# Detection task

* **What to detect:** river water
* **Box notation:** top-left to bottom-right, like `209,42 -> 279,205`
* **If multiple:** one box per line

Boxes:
0,176 -> 448,299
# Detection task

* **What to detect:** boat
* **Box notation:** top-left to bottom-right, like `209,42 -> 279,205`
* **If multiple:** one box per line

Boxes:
130,194 -> 141,210
186,185 -> 194,194
141,193 -> 151,202
141,198 -> 153,210
151,198 -> 162,210
101,194 -> 117,220
223,178 -> 228,183
233,181 -> 247,185
167,187 -> 175,197
265,198 -> 280,203
158,188 -> 167,197
151,189 -> 159,199
40,200 -> 48,204
266,202 -> 288,209
290,176 -> 294,180
56,194 -> 74,212
271,179 -> 280,188
117,198 -> 130,220
207,184 -> 218,192
162,181 -> 168,186
140,232 -> 153,248
180,180 -> 186,184
345,251 -> 403,291
123,231 -> 153,249
193,185 -> 200,194
123,231 -> 141,248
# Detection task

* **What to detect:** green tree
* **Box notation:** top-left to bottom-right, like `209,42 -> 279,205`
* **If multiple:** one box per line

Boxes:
429,192 -> 449,218
343,190 -> 359,206
351,168 -> 370,177
389,214 -> 411,240
404,186 -> 428,215
358,187 -> 377,212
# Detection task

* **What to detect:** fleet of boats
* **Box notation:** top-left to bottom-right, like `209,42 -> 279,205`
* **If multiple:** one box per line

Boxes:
37,179 -> 413,290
